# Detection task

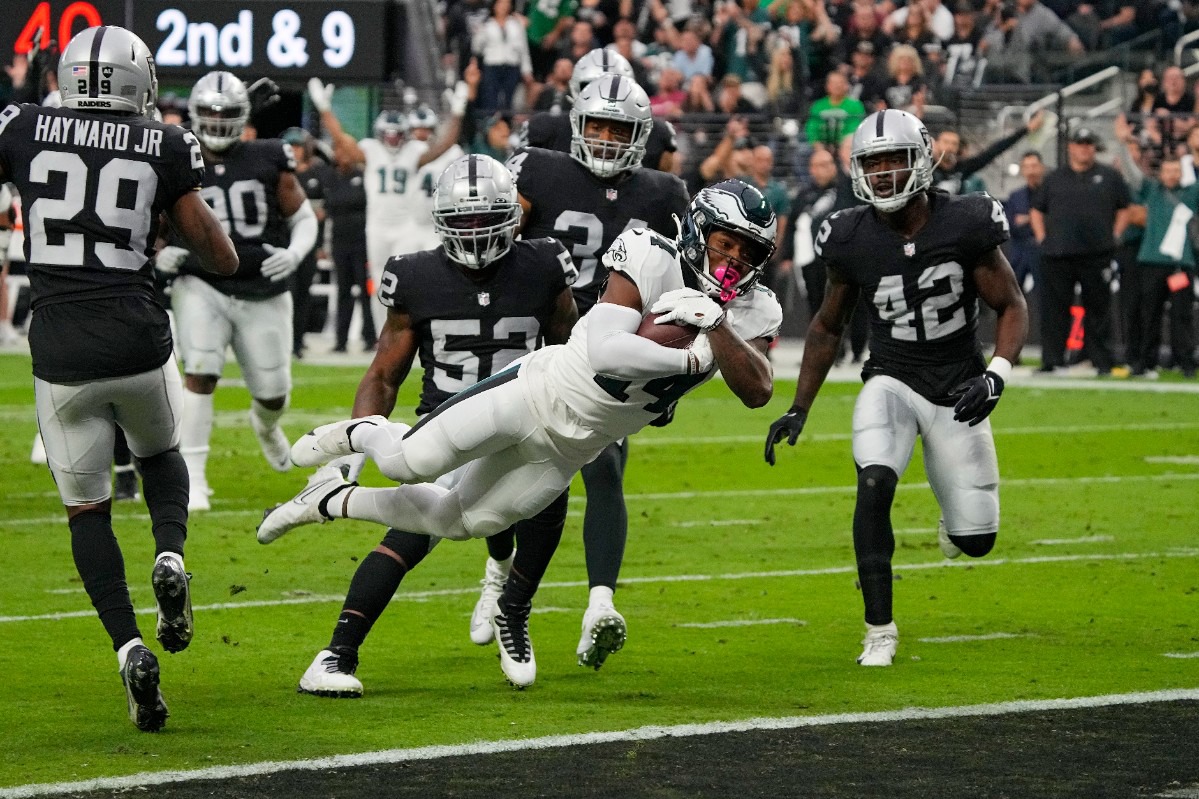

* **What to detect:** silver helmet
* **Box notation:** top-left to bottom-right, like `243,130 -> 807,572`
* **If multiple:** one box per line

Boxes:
373,110 -> 408,150
407,105 -> 438,131
58,26 -> 158,117
432,154 -> 522,269
849,109 -> 933,212
188,71 -> 249,152
679,180 -> 777,303
569,74 -> 651,178
569,48 -> 634,100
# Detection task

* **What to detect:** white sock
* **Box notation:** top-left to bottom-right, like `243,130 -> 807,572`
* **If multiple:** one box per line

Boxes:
589,585 -> 614,608
117,637 -> 145,671
113,464 -> 136,475
250,397 -> 286,431
343,483 -> 469,539
180,389 -> 214,486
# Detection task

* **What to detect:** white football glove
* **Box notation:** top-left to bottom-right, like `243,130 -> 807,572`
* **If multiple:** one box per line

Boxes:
650,287 -> 726,331
685,332 -> 714,375
445,80 -> 470,117
261,244 -> 301,282
155,245 -> 190,275
307,77 -> 334,113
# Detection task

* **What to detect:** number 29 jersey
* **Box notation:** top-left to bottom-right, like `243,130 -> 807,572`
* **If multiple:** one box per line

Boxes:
377,237 -> 577,415
507,147 -> 689,316
815,190 -> 1010,403
179,138 -> 294,299
0,103 -> 203,381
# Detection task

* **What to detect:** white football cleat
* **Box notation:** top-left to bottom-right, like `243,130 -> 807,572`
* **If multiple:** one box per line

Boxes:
250,411 -> 292,473
290,415 -> 388,468
857,621 -> 899,667
491,601 -> 535,688
470,557 -> 512,645
937,519 -> 963,559
298,648 -> 363,698
577,604 -> 627,670
188,482 -> 213,512
257,464 -> 354,544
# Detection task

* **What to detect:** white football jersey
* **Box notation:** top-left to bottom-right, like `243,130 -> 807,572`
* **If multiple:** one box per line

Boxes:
360,138 -> 430,223
521,227 -> 782,442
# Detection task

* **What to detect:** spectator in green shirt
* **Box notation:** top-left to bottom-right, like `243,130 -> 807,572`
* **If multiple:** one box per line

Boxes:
527,0 -> 578,80
805,71 -> 867,148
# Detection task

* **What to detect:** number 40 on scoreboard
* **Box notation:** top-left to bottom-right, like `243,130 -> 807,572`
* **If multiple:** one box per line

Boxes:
9,2 -> 116,54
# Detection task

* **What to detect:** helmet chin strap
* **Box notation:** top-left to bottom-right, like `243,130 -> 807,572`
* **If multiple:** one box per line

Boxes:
712,263 -> 741,303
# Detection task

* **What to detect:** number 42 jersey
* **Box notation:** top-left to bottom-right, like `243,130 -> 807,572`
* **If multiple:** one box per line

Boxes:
815,190 -> 1010,403
0,103 -> 203,381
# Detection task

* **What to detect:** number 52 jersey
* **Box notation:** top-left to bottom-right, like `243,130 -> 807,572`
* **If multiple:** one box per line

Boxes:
814,190 -> 1010,403
0,103 -> 204,381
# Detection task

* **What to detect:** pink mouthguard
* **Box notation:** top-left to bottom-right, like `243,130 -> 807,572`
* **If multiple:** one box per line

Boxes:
713,264 -> 741,303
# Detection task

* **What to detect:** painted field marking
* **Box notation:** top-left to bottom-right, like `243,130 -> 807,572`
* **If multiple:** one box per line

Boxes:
1157,786 -> 1199,798
1163,652 -> 1199,659
672,519 -> 766,528
918,632 -> 1029,643
1029,535 -> 1115,546
1146,456 -> 1199,465
2,688 -> 1197,799
676,618 -> 805,629
8,471 -> 1199,528
4,548 -> 1198,625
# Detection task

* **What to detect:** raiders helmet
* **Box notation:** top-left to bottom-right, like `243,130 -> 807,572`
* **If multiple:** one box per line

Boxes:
849,109 -> 934,212
432,154 -> 522,269
569,74 -> 651,178
679,180 -> 777,303
188,71 -> 249,152
58,26 -> 158,117
569,48 -> 635,100
374,110 -> 408,150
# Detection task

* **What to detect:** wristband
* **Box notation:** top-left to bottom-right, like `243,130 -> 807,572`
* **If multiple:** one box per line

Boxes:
987,356 -> 1013,384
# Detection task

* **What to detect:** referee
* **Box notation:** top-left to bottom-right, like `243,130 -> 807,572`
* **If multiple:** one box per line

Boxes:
1030,127 -> 1132,375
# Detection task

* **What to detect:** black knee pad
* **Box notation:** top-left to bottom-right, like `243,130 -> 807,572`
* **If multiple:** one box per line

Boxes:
857,464 -> 898,504
949,532 -> 996,558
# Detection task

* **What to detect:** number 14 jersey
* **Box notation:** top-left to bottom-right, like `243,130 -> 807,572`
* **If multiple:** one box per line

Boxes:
815,190 -> 1010,403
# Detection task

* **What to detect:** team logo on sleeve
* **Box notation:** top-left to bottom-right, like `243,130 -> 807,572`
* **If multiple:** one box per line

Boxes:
608,237 -> 627,263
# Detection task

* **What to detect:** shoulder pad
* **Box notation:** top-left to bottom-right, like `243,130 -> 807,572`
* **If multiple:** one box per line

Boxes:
523,237 -> 578,286
813,206 -> 866,257
603,227 -> 676,275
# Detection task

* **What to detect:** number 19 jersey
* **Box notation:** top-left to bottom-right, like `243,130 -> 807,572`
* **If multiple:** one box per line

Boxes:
361,138 -> 430,225
815,190 -> 1010,403
0,104 -> 203,381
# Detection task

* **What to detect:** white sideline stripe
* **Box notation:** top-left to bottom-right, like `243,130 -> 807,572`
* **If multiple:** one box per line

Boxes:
9,471 -> 1199,528
1157,786 -> 1199,798
1163,652 -> 1199,659
1146,456 -> 1199,465
672,519 -> 765,528
676,618 -> 805,628
5,548 -> 1198,625
1029,535 -> 1115,545
918,632 -> 1028,643
2,688 -> 1198,799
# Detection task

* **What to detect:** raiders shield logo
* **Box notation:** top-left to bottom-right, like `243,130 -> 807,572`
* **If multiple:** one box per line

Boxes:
477,292 -> 491,307
102,66 -> 113,78
903,242 -> 916,257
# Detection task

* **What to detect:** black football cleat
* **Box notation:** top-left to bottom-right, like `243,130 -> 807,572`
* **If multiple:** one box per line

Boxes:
121,644 -> 169,732
152,557 -> 193,654
114,469 -> 140,502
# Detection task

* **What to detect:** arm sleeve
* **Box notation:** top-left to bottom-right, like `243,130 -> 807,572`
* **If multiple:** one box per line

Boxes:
586,302 -> 691,379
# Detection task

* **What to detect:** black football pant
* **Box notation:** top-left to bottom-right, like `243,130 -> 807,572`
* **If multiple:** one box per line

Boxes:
1040,253 -> 1117,371
1126,264 -> 1196,372
290,252 -> 319,355
332,240 -> 377,350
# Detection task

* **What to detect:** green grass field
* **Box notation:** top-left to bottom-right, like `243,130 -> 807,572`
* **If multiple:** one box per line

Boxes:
1,353 -> 1197,789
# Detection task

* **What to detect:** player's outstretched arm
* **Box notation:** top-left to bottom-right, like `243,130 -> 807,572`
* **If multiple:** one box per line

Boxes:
418,59 -> 480,169
352,308 -> 419,418
308,77 -> 365,166
588,273 -> 705,378
706,321 -> 773,409
168,191 -> 238,275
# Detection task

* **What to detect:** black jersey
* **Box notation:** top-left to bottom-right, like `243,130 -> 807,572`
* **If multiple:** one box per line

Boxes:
523,111 -> 678,172
815,190 -> 1010,403
508,146 -> 689,315
378,237 -> 576,415
179,138 -> 295,298
0,103 -> 203,382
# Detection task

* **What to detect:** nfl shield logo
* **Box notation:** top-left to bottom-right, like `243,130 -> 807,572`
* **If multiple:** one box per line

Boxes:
478,292 -> 491,307
903,242 -> 916,257
606,188 -> 618,201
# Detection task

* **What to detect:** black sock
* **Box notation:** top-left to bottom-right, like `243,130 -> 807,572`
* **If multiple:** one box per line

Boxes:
329,529 -> 429,651
137,448 -> 189,557
581,441 -> 628,589
486,527 -> 515,562
853,464 -> 898,626
70,510 -> 140,651
113,428 -> 131,467
499,490 -> 569,608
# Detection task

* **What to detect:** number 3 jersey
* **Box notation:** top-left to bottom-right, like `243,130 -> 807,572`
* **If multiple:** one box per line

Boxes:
378,237 -> 577,415
815,190 -> 1010,403
178,138 -> 294,299
521,227 -> 782,443
507,147 -> 689,316
0,104 -> 203,381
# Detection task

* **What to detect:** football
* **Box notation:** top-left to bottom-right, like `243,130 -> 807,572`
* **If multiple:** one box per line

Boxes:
637,313 -> 698,349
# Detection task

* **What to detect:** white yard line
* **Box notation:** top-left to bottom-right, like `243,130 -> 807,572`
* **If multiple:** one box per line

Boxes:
4,548 -> 1198,625
1029,535 -> 1115,545
676,618 -> 806,628
1146,456 -> 1199,465
1,688 -> 1197,799
1163,652 -> 1199,659
918,632 -> 1029,643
